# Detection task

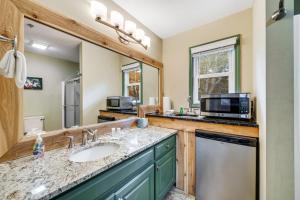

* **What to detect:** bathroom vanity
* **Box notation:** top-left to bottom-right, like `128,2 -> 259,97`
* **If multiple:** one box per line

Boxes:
0,127 -> 177,200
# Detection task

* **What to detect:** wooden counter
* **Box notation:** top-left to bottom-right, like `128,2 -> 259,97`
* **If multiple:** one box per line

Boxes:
99,110 -> 137,120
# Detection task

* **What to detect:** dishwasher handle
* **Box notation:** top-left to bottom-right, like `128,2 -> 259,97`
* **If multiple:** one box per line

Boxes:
195,129 -> 258,147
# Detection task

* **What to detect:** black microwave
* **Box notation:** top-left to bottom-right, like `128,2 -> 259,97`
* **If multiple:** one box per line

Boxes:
200,93 -> 251,119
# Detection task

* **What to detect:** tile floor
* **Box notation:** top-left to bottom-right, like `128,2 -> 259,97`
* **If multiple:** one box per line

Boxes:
164,187 -> 195,200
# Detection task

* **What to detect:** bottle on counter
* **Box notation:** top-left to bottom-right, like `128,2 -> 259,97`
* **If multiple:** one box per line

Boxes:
33,132 -> 45,159
179,107 -> 184,115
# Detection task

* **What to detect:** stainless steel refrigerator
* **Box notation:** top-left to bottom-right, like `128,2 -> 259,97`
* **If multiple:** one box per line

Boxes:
195,130 -> 258,200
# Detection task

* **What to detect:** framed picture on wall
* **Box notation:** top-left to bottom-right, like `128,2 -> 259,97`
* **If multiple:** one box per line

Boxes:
24,77 -> 43,90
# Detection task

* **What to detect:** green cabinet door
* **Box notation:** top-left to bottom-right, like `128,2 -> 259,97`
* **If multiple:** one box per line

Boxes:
155,148 -> 176,200
115,164 -> 155,200
54,149 -> 154,200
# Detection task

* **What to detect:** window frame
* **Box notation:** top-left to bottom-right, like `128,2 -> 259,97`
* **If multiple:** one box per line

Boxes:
189,35 -> 241,108
122,62 -> 143,104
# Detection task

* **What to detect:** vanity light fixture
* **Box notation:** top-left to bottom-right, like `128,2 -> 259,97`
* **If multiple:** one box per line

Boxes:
32,42 -> 48,50
90,0 -> 151,49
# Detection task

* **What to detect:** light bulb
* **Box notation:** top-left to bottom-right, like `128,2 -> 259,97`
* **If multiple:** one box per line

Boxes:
142,36 -> 151,48
135,29 -> 145,41
32,42 -> 48,50
110,11 -> 124,28
90,1 -> 107,21
124,20 -> 136,35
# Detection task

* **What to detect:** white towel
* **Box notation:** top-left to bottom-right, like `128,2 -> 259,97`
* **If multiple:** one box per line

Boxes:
163,96 -> 171,113
0,50 -> 27,88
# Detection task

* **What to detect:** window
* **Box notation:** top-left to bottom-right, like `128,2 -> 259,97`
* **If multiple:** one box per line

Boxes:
189,35 -> 240,107
122,62 -> 143,103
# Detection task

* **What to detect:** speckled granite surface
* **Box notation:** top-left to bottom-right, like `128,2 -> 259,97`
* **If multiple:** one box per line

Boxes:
164,187 -> 195,200
0,126 -> 177,200
147,113 -> 258,127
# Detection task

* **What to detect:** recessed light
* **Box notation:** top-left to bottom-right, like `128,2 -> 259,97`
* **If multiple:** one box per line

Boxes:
32,43 -> 48,50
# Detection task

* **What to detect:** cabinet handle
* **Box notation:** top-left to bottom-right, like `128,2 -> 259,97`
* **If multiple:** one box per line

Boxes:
156,165 -> 160,171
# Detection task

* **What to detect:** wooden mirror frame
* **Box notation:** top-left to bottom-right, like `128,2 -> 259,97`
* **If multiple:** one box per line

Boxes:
0,0 -> 164,159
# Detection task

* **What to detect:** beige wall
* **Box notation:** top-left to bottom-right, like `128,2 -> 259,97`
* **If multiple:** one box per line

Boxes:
81,41 -> 122,125
35,0 -> 162,62
252,0 -> 266,200
163,9 -> 253,110
24,51 -> 79,131
142,64 -> 159,105
266,0 -> 294,198
120,56 -> 136,66
295,14 -> 300,200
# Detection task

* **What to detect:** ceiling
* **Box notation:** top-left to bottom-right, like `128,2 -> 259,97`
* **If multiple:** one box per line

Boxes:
112,0 -> 253,38
24,19 -> 81,63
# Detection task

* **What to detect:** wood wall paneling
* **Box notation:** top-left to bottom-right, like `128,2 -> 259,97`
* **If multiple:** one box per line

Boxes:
187,131 -> 196,195
0,0 -> 24,158
176,130 -> 185,191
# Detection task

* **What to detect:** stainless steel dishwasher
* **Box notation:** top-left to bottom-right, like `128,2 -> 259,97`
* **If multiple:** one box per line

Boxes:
195,129 -> 258,200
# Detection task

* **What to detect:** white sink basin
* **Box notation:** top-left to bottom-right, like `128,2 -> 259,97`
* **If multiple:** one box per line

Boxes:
69,143 -> 120,162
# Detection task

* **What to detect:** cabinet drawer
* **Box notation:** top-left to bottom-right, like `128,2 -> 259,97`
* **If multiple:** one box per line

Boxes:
155,135 -> 176,160
54,149 -> 154,200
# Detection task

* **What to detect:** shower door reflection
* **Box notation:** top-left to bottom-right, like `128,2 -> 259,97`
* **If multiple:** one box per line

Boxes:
63,78 -> 80,128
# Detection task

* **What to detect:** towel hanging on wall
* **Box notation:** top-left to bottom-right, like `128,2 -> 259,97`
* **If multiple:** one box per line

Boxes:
0,50 -> 27,88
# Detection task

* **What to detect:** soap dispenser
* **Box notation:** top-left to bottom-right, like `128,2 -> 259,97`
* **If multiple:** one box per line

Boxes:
33,132 -> 45,158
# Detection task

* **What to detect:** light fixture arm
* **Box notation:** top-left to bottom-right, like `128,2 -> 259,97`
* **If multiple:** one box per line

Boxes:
95,17 -> 148,50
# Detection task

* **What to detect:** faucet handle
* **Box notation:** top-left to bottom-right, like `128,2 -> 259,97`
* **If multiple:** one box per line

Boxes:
82,129 -> 89,146
92,129 -> 98,142
66,136 -> 74,149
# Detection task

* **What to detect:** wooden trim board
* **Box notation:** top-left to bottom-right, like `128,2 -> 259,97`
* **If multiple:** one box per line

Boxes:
0,118 -> 138,162
0,0 -> 24,158
147,116 -> 259,138
138,105 -> 160,118
100,111 -> 137,120
10,0 -> 163,69
159,67 -> 164,112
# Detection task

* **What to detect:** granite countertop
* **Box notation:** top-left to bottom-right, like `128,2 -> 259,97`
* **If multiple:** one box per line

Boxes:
99,109 -> 137,115
0,126 -> 177,200
146,113 -> 258,128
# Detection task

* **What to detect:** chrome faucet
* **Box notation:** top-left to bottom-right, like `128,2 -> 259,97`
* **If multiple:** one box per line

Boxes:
183,96 -> 201,116
185,96 -> 193,113
81,128 -> 98,146
66,136 -> 74,149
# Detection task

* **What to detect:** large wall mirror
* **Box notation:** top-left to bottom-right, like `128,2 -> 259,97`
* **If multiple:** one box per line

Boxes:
23,18 -> 159,135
